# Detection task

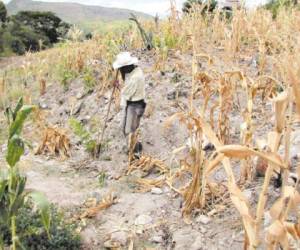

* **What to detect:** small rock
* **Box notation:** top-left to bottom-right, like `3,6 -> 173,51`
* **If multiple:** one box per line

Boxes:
104,240 -> 121,249
190,235 -> 204,250
132,169 -> 147,178
196,215 -> 211,225
167,89 -> 188,100
111,231 -> 128,246
200,227 -> 207,234
91,192 -> 101,201
71,101 -> 84,115
80,115 -> 91,125
167,91 -> 176,100
135,214 -> 153,226
243,189 -> 252,200
76,87 -> 92,100
39,102 -> 48,109
76,92 -> 84,100
264,211 -> 272,227
136,229 -> 143,235
151,235 -> 163,244
163,186 -> 171,193
151,187 -> 163,195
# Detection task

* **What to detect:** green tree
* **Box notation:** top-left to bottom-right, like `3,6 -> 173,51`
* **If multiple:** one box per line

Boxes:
182,0 -> 217,13
12,11 -> 70,43
264,0 -> 299,18
0,1 -> 7,23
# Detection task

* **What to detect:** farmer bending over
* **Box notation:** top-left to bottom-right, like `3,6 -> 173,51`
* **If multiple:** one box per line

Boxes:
113,52 -> 146,153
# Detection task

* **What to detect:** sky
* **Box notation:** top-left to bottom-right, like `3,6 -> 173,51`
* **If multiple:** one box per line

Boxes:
3,0 -> 270,16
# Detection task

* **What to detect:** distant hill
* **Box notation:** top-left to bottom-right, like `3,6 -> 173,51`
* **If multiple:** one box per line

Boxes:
6,0 -> 152,23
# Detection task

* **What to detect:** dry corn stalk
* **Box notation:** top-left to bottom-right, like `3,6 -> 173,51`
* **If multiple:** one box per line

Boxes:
39,78 -> 46,96
195,71 -> 214,115
0,75 -> 5,97
133,177 -> 165,193
127,155 -> 169,175
80,193 -> 117,219
165,112 -> 229,220
36,127 -> 70,158
218,75 -> 234,144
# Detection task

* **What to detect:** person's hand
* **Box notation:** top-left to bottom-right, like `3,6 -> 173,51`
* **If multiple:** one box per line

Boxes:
114,80 -> 120,89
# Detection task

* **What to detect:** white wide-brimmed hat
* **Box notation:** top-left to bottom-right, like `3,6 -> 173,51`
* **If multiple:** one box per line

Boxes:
113,52 -> 139,70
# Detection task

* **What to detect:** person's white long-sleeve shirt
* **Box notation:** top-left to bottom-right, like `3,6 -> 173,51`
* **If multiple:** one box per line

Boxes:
121,67 -> 146,107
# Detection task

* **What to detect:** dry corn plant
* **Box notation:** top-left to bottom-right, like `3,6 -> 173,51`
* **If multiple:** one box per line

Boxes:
126,140 -> 170,193
127,155 -> 169,176
128,131 -> 139,165
133,177 -> 166,193
222,9 -> 246,60
164,112 -> 230,222
208,89 -> 300,249
217,73 -> 235,144
79,193 -> 117,219
0,73 -> 6,108
164,8 -> 300,245
36,126 -> 71,159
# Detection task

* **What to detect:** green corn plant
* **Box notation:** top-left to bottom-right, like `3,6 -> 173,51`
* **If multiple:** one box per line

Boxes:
69,117 -> 98,155
129,13 -> 154,50
0,97 -> 50,250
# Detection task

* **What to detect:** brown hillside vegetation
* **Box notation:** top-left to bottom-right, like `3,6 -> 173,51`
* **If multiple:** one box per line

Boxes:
0,3 -> 300,250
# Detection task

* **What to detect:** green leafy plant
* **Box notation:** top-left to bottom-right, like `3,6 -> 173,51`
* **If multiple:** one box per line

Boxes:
264,0 -> 299,18
0,97 -> 50,250
0,1 -> 7,24
98,171 -> 106,188
59,67 -> 78,91
182,0 -> 217,13
69,117 -> 98,155
0,204 -> 81,250
82,67 -> 96,90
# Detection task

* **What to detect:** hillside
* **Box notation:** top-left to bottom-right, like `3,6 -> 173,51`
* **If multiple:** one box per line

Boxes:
6,0 -> 152,23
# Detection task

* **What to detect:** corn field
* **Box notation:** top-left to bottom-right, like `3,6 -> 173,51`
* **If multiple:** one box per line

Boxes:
0,2 -> 300,250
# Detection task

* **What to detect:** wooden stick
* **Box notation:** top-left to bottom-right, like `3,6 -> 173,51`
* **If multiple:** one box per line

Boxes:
95,70 -> 119,158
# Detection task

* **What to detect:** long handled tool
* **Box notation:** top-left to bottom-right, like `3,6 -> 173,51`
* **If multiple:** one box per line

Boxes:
95,70 -> 119,158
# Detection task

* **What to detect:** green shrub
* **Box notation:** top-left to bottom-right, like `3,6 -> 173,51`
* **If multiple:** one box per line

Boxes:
69,117 -> 97,154
0,1 -> 7,23
59,66 -> 78,91
9,20 -> 51,51
264,0 -> 299,18
10,37 -> 26,54
0,10 -> 70,56
83,67 -> 96,90
1,203 -> 81,250
182,0 -> 217,13
12,11 -> 70,43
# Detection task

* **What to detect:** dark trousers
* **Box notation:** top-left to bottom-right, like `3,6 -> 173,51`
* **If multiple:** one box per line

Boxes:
123,100 -> 146,136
